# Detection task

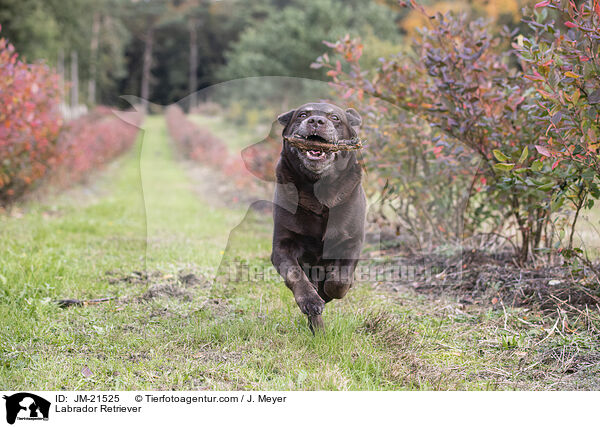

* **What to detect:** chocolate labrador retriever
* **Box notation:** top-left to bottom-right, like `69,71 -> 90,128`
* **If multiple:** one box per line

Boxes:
271,102 -> 366,332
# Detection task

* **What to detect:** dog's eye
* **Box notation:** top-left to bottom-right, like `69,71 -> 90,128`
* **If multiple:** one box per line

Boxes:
298,112 -> 308,118
330,115 -> 340,121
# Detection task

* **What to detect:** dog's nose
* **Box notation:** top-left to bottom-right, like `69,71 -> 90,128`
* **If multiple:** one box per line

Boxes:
307,116 -> 326,126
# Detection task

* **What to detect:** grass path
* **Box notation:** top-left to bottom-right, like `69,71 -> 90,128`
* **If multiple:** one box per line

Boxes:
1,116 -> 597,390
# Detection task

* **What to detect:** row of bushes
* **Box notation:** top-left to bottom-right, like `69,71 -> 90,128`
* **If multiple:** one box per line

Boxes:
165,105 -> 229,168
0,27 -> 62,205
166,104 -> 278,190
51,107 -> 143,189
0,27 -> 143,206
317,1 -> 600,263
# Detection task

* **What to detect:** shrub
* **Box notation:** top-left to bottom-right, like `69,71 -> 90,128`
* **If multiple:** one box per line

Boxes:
166,104 -> 278,191
240,122 -> 280,183
0,26 -> 62,206
165,105 -> 228,168
352,103 -> 482,253
316,6 -> 566,262
517,0 -> 600,249
51,107 -> 143,187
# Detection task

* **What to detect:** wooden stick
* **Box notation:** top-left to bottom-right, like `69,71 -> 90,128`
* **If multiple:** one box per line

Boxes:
284,135 -> 364,152
56,296 -> 118,308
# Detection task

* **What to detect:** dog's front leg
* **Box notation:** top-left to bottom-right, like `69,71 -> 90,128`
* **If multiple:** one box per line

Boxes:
271,239 -> 324,331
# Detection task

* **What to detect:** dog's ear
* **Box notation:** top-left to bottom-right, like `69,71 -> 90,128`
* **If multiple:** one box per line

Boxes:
277,109 -> 295,127
345,108 -> 362,128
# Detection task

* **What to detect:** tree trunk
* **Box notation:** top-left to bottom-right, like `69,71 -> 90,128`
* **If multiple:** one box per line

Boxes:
188,18 -> 199,113
57,49 -> 65,101
141,27 -> 154,112
511,195 -> 529,264
568,184 -> 586,250
70,50 -> 79,114
519,226 -> 529,264
88,12 -> 101,105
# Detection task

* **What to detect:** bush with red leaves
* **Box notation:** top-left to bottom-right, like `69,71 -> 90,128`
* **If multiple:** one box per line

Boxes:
51,108 -> 143,188
0,26 -> 62,205
165,105 -> 228,168
0,25 -> 141,206
165,104 -> 267,190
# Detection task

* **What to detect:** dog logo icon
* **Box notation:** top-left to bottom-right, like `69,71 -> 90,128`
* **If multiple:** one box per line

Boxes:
3,393 -> 50,424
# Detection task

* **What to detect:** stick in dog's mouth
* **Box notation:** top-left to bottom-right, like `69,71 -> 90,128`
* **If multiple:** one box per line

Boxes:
284,134 -> 363,152
298,135 -> 330,160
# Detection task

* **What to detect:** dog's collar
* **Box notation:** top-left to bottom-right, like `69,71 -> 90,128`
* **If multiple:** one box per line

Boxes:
283,134 -> 364,152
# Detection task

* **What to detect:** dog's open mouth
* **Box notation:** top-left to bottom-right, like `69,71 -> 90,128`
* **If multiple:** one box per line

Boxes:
302,135 -> 330,161
305,149 -> 327,160
292,134 -> 334,160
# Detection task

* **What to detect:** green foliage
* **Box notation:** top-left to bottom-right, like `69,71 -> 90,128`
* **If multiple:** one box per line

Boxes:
119,0 -> 280,106
0,0 -> 68,63
0,0 -> 403,106
314,1 -> 600,263
317,8 -> 560,261
222,99 -> 275,129
517,0 -> 600,250
0,0 -> 130,104
220,0 -> 401,81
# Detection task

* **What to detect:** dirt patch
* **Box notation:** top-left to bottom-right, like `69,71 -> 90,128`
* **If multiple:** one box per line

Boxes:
358,310 -> 463,389
57,270 -> 212,309
107,270 -> 209,294
130,270 -> 212,302
106,269 -> 231,315
179,273 -> 205,287
106,270 -> 208,286
191,347 -> 242,363
106,270 -> 153,285
358,311 -> 416,349
141,283 -> 191,301
369,248 -> 600,315
199,297 -> 231,317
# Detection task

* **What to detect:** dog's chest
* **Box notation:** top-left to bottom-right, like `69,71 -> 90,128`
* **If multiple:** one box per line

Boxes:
294,189 -> 328,236
298,189 -> 327,216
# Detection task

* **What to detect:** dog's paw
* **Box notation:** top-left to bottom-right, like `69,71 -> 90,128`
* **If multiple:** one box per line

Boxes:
295,292 -> 325,316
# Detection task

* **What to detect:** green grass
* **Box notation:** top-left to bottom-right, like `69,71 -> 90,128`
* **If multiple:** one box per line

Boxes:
1,115 -> 598,390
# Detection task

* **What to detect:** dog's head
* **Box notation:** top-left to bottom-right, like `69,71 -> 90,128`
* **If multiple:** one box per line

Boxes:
278,102 -> 361,178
